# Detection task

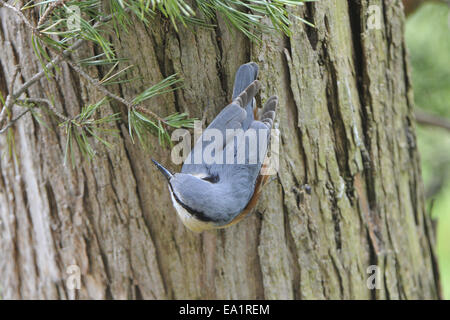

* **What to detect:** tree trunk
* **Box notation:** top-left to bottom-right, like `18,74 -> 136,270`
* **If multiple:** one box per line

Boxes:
0,0 -> 440,299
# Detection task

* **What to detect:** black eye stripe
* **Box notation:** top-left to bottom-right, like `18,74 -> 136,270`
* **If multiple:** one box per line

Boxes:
168,183 -> 214,222
201,175 -> 219,183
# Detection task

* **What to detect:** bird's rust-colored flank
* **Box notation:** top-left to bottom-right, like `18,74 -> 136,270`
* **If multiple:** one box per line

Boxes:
220,170 -> 269,228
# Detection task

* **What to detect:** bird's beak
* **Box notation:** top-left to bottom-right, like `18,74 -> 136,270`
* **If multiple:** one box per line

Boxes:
152,159 -> 173,181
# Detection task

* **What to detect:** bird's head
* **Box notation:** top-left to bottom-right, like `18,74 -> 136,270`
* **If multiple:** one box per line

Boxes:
151,159 -> 228,229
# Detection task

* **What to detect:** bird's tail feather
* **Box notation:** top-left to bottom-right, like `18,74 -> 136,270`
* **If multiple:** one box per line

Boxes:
232,62 -> 259,100
260,96 -> 277,128
232,62 -> 259,130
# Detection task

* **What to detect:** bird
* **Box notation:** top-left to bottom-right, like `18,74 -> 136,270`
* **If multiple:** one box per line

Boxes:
152,62 -> 278,232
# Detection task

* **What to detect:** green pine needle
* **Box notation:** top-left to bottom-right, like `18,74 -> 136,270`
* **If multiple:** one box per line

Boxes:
61,98 -> 120,166
128,74 -> 195,149
132,74 -> 183,105
128,108 -> 196,149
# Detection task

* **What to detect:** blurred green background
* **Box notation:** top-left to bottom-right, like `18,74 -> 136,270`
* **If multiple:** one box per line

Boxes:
405,2 -> 450,299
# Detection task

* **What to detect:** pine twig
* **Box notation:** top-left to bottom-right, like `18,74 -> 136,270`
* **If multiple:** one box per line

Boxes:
0,109 -> 30,134
37,0 -> 70,27
55,50 -> 166,124
0,1 -> 37,33
18,97 -> 70,122
415,109 -> 450,132
0,1 -> 123,130
0,97 -> 70,135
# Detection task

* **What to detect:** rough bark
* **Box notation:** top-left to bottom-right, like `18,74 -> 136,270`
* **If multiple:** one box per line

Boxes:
0,0 -> 440,299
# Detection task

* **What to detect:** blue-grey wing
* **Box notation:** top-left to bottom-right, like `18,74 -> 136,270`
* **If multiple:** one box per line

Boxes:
182,79 -> 261,176
222,96 -> 278,188
211,96 -> 279,220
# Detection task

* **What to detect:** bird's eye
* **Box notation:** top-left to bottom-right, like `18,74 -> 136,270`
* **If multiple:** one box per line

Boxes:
202,175 -> 219,183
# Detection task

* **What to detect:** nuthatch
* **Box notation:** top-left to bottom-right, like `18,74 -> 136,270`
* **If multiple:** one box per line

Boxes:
152,62 -> 278,232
